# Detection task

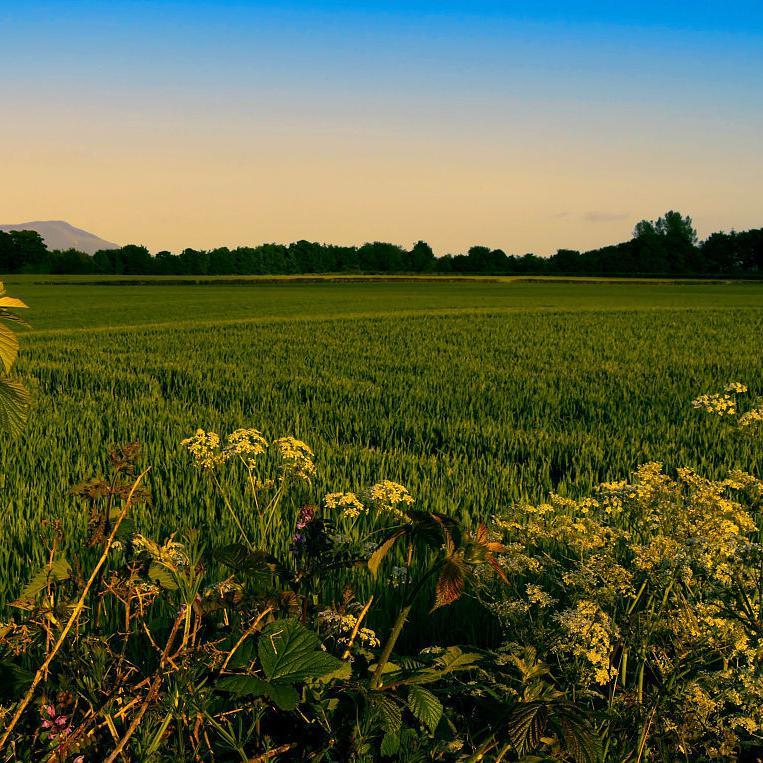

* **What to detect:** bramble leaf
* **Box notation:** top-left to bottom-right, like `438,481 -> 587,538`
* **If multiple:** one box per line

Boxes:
0,324 -> 19,374
13,558 -> 71,605
432,556 -> 466,611
216,675 -> 299,711
380,732 -> 400,756
0,376 -> 30,437
407,685 -> 442,734
147,564 -> 178,590
258,618 -> 343,683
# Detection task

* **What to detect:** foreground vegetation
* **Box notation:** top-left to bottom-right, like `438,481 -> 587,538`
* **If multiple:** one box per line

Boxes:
1,280 -> 762,759
1,388 -> 762,760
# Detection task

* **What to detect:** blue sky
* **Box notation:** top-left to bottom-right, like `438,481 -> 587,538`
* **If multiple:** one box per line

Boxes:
2,1 -> 761,253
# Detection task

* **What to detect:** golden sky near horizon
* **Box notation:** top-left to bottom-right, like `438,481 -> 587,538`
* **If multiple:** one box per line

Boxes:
3,3 -> 762,255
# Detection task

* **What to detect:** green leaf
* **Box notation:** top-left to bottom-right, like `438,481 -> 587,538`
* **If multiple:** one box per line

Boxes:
434,646 -> 482,673
217,674 -> 270,697
407,685 -> 443,734
317,660 -> 352,683
215,544 -> 290,584
0,660 -> 33,700
407,511 -> 462,550
380,731 -> 400,757
0,376 -> 30,437
0,324 -> 19,374
108,508 -> 137,542
226,638 -> 257,670
368,529 -> 405,577
258,619 -> 343,683
552,703 -> 602,763
265,682 -> 300,711
147,563 -> 178,590
216,675 -> 299,711
114,517 -> 137,542
14,558 -> 71,604
506,702 -> 546,755
387,647 -> 481,687
373,694 -> 402,734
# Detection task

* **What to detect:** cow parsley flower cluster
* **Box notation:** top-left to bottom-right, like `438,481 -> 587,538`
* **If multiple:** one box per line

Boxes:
324,491 -> 365,519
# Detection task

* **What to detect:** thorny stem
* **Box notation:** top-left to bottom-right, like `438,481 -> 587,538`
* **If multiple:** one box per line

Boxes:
221,607 -> 275,672
341,596 -> 374,660
371,566 -> 438,689
104,609 -> 185,763
0,468 -> 151,753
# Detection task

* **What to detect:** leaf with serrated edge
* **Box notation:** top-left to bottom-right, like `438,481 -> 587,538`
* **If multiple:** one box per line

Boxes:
0,377 -> 29,436
147,564 -> 178,590
0,326 -> 19,374
380,732 -> 400,757
258,619 -> 343,683
14,558 -> 71,604
215,675 -> 299,711
407,685 -> 443,734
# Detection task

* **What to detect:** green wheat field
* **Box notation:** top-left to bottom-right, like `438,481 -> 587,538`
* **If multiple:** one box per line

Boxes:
3,277 -> 762,611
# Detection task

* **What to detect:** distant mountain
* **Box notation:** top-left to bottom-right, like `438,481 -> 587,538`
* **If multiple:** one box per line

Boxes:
0,220 -> 119,254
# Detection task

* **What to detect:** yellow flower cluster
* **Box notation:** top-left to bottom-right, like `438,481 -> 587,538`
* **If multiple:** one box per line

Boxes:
369,480 -> 415,518
319,610 -> 380,648
691,382 -> 763,445
182,428 -> 316,481
181,429 -> 224,470
324,491 -> 365,519
273,436 -> 316,482
555,600 -> 618,686
132,534 -> 189,568
226,428 -> 268,469
692,392 -> 737,416
525,583 -> 555,608
739,406 -> 763,428
563,556 -> 634,602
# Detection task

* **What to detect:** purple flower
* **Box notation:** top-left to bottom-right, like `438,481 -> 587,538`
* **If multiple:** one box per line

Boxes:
295,505 -> 316,530
39,703 -> 72,739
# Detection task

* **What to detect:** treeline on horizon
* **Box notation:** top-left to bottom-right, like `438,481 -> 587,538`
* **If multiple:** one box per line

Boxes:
1,211 -> 761,277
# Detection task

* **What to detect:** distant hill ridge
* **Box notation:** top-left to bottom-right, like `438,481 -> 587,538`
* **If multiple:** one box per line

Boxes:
0,220 -> 119,255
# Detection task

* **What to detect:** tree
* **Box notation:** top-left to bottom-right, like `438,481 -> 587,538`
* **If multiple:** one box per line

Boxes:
549,249 -> 581,274
408,240 -> 436,272
655,210 -> 698,244
633,219 -> 657,240
120,245 -> 152,275
357,242 -> 405,272
179,248 -> 209,275
208,247 -> 235,275
0,231 -> 49,273
632,211 -> 699,274
50,249 -> 95,274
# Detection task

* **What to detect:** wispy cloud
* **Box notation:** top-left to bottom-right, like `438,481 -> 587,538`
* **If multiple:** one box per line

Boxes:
583,211 -> 629,223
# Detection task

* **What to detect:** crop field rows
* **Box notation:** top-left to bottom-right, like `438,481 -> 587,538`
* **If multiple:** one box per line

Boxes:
1,281 -> 762,612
